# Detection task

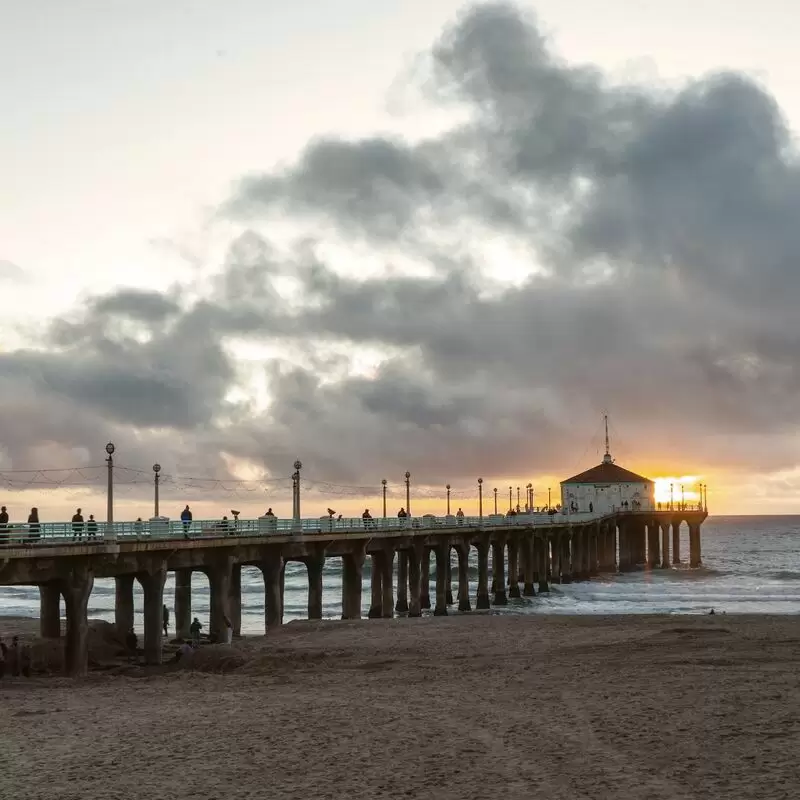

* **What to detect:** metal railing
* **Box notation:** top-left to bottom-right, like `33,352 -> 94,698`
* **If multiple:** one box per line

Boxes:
0,510 -> 613,547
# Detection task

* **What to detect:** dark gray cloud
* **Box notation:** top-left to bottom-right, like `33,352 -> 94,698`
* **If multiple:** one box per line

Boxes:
3,1 -> 800,502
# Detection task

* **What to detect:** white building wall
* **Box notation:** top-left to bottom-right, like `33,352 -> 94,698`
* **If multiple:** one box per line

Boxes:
561,482 -> 654,514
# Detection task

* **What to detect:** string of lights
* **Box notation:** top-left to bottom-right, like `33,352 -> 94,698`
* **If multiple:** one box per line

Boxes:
0,462 -> 502,499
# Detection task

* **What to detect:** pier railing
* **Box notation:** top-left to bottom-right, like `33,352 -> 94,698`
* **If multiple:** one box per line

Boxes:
0,511 -> 609,546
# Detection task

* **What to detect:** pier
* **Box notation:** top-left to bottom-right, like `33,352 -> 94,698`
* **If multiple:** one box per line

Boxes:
0,509 -> 707,675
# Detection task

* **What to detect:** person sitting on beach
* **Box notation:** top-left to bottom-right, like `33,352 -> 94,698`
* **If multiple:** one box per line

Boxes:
190,617 -> 203,647
174,640 -> 194,663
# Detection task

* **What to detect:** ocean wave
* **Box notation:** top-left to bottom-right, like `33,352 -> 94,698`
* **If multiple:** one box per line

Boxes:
768,570 -> 800,581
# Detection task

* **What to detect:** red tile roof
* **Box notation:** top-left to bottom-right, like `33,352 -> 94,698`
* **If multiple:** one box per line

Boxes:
561,462 -> 653,485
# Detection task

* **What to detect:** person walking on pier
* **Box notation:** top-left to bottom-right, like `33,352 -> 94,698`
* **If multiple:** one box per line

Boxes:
71,508 -> 84,541
27,508 -> 40,541
181,505 -> 192,539
162,604 -> 170,638
362,508 -> 373,529
190,617 -> 202,647
0,505 -> 8,529
456,508 -> 464,524
86,514 -> 98,539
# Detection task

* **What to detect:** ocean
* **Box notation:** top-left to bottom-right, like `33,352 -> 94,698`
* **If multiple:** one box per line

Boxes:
1,516 -> 798,633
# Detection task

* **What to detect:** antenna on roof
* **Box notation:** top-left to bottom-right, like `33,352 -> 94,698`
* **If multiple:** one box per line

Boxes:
603,414 -> 613,464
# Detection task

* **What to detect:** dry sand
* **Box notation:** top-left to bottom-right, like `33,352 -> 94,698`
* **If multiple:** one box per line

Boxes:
2,614 -> 800,799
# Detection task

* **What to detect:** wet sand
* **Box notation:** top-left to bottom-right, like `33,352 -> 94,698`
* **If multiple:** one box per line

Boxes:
2,614 -> 800,799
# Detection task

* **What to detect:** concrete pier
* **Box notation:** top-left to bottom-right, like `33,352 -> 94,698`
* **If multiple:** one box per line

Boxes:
39,583 -> 61,639
420,549 -> 432,610
407,545 -> 422,617
307,554 -> 324,621
434,544 -> 448,616
476,539 -> 490,610
395,551 -> 409,613
368,553 -> 383,619
508,540 -> 521,598
455,543 -> 471,611
140,566 -> 166,664
380,550 -> 394,619
672,521 -> 682,564
492,541 -> 507,605
114,575 -> 134,634
0,508 -> 707,676
342,549 -> 364,620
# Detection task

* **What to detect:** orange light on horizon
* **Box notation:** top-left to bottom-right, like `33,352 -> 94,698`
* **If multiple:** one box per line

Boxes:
653,476 -> 702,505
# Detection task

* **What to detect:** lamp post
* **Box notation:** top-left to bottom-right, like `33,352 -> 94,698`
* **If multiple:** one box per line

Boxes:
382,479 -> 387,518
405,471 -> 411,517
548,486 -> 551,510
493,487 -> 498,514
446,484 -> 451,516
478,478 -> 483,520
681,484 -> 685,511
293,460 -> 303,521
526,483 -> 532,511
670,483 -> 674,511
516,486 -> 520,512
152,463 -> 161,517
704,483 -> 708,511
508,486 -> 512,512
105,442 -> 115,538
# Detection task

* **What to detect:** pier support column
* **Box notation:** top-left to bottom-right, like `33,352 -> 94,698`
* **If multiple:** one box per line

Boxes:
537,539 -> 549,591
647,523 -> 659,569
420,549 -> 432,610
660,523 -> 671,568
174,569 -> 192,640
381,549 -> 394,619
208,558 -> 232,643
434,543 -> 449,616
476,538 -> 490,610
589,529 -> 598,576
572,532 -> 584,580
507,540 -> 521,598
522,538 -> 536,596
368,552 -> 383,619
230,564 -> 242,636
408,545 -> 423,617
492,541 -> 507,605
341,547 -> 365,620
395,551 -> 409,613
262,551 -> 284,630
39,583 -> 61,638
445,556 -> 454,606
139,566 -> 167,665
114,575 -> 134,635
456,543 -> 471,611
549,537 -> 559,584
59,566 -> 94,677
672,521 -> 681,564
306,554 -> 325,620
689,523 -> 702,567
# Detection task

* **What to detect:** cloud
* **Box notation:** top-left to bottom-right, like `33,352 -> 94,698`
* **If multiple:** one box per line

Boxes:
0,260 -> 27,283
3,2 -> 800,510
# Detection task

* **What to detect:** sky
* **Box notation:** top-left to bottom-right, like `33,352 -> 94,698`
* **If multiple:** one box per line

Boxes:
2,0 -> 800,519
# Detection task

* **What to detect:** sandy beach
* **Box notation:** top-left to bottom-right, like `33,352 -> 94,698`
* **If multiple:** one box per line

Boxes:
2,614 -> 799,799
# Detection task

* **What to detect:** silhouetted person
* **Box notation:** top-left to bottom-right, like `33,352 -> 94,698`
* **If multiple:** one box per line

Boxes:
181,505 -> 192,538
264,508 -> 275,517
0,505 -> 7,528
190,617 -> 203,647
397,508 -> 407,518
162,604 -> 170,637
589,502 -> 593,513
86,514 -> 98,539
362,508 -> 373,529
27,508 -> 40,541
71,508 -> 84,541
456,508 -> 464,525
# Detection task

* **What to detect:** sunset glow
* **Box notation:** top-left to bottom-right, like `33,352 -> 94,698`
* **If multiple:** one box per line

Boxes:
654,477 -> 701,506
